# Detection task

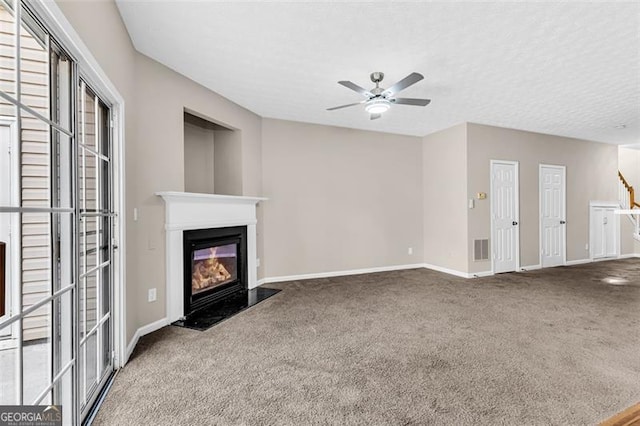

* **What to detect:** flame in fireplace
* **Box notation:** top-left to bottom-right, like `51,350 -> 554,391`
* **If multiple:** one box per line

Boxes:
192,247 -> 232,293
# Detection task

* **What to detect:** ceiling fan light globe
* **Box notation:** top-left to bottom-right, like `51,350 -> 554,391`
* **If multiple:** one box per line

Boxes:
365,99 -> 391,115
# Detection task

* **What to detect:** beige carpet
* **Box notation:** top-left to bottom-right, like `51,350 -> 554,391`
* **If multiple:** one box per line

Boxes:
94,259 -> 640,425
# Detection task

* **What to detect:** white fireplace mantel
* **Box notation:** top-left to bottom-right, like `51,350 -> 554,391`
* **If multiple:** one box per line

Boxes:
156,191 -> 267,322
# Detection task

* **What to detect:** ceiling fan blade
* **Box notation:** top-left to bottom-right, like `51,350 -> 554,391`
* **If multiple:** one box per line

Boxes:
370,113 -> 382,120
338,80 -> 373,97
326,101 -> 365,111
391,98 -> 431,107
383,72 -> 424,96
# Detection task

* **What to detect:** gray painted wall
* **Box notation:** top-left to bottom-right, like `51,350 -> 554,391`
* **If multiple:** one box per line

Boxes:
184,122 -> 215,194
422,123 -> 468,272
467,123 -> 619,273
261,118 -> 424,277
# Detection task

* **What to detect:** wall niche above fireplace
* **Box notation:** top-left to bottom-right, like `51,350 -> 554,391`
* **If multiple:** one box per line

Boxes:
183,110 -> 242,196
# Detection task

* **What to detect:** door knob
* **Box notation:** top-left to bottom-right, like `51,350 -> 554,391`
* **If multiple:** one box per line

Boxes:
560,220 -> 566,224
512,221 -> 518,226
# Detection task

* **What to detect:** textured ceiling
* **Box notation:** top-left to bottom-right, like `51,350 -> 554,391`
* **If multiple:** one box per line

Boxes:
115,1 -> 640,144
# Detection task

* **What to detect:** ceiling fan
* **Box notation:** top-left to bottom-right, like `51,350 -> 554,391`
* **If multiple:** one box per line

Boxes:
327,72 -> 431,120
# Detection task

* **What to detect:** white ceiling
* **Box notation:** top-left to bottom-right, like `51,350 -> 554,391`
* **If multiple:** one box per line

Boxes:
115,1 -> 640,144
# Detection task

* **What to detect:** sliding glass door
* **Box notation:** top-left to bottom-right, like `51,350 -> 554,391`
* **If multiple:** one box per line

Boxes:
77,81 -> 114,419
0,1 -> 117,423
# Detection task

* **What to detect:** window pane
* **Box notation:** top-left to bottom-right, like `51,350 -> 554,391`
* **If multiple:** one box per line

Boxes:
78,83 -> 95,151
21,211 -> 51,308
0,0 -> 17,102
0,343 -> 18,404
79,147 -> 97,212
54,367 -> 72,426
53,289 -> 72,376
19,4 -> 48,117
50,45 -> 72,132
80,270 -> 97,335
84,331 -> 97,398
79,215 -> 97,276
22,301 -> 51,404
100,320 -> 110,373
20,108 -> 51,209
52,127 -> 72,209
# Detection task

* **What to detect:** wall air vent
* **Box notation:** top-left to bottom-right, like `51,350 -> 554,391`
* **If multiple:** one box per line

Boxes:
474,239 -> 489,261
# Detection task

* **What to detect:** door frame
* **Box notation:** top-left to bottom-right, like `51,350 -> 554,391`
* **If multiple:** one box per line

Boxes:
490,160 -> 520,275
539,164 -> 567,268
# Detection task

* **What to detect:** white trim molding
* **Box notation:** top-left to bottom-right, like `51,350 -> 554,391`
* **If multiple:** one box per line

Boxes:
156,192 -> 266,323
125,317 -> 168,363
259,263 -> 495,283
520,264 -> 542,271
618,253 -> 640,260
259,263 -> 426,285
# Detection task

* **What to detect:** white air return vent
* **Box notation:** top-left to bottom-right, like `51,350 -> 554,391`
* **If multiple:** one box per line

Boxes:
474,239 -> 489,261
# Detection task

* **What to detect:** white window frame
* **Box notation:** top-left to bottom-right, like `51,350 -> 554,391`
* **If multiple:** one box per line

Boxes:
27,1 -> 127,371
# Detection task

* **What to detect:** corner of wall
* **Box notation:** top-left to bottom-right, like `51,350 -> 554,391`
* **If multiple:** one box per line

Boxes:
422,123 -> 470,275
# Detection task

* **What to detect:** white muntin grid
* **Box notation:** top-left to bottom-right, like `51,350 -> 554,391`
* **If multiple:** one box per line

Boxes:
0,1 -> 116,424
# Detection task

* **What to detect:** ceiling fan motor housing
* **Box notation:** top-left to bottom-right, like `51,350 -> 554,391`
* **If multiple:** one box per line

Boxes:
370,72 -> 384,84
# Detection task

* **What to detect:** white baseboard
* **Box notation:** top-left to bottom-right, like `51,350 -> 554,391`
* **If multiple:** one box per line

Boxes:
422,263 -> 469,278
259,263 -> 426,285
259,263 -> 499,284
566,258 -> 592,266
619,253 -> 640,259
520,264 -> 541,271
565,254 -> 640,266
422,263 -> 492,278
472,271 -> 494,278
125,317 -> 168,364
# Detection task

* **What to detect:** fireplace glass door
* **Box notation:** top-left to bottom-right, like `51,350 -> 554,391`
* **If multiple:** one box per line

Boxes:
191,243 -> 238,295
184,226 -> 247,316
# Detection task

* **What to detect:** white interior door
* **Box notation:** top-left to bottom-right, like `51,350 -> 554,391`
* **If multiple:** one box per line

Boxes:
491,161 -> 519,273
590,205 -> 618,259
540,165 -> 566,268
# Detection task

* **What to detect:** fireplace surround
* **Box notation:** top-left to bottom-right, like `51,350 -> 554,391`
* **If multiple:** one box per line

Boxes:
157,192 -> 266,322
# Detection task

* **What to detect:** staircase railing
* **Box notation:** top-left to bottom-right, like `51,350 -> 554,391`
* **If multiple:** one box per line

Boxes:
618,171 -> 639,210
619,171 -> 640,241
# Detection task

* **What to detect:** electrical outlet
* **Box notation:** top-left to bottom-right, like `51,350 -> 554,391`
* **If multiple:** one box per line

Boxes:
148,288 -> 156,302
585,243 -> 589,250
408,247 -> 413,255
133,207 -> 139,222
256,258 -> 261,267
